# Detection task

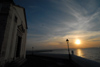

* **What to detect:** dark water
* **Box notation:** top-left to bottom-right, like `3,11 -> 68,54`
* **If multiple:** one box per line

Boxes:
40,48 -> 100,63
73,48 -> 100,63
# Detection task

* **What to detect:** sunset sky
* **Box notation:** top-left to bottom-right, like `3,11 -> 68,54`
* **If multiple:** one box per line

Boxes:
14,0 -> 100,50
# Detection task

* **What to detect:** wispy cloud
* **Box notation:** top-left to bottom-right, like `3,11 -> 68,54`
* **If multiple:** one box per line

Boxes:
25,0 -> 100,50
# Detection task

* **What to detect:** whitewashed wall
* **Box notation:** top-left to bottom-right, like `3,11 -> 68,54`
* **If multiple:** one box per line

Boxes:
3,4 -> 27,62
13,5 -> 27,58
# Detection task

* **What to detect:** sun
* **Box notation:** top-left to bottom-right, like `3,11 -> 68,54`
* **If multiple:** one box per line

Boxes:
75,39 -> 81,45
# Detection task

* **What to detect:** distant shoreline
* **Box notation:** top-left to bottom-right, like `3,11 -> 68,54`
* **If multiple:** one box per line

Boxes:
26,47 -> 100,52
26,50 -> 53,53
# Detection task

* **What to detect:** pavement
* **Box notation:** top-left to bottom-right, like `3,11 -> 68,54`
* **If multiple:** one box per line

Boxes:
21,55 -> 81,67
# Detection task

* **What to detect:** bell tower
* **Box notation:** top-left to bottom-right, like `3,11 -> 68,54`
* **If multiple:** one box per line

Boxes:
0,0 -> 27,66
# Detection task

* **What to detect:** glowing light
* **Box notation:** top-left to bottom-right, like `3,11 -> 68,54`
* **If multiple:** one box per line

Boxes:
76,49 -> 83,57
75,39 -> 81,45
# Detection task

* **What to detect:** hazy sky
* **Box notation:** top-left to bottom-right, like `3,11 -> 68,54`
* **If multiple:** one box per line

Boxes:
14,0 -> 100,50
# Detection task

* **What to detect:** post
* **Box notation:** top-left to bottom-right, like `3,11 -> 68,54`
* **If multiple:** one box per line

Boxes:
66,39 -> 71,60
32,47 -> 34,55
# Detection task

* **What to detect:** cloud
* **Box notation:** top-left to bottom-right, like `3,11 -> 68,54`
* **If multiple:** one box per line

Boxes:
25,0 -> 100,50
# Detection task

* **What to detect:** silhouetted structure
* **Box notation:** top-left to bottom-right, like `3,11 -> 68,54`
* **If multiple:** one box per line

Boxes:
32,47 -> 34,55
72,50 -> 74,55
0,0 -> 27,66
66,39 -> 71,60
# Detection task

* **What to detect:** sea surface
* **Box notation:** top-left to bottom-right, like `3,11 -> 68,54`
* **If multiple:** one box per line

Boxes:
26,48 -> 100,63
38,48 -> 100,63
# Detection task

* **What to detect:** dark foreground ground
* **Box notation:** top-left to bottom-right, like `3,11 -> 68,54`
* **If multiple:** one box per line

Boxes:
21,55 -> 81,67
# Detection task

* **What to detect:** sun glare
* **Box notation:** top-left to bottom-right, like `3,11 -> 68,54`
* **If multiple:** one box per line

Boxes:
75,39 -> 81,45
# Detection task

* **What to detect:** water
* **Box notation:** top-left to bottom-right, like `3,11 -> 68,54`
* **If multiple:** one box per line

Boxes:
40,48 -> 100,63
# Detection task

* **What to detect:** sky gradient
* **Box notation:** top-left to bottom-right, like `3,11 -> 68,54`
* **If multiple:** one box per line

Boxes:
14,0 -> 100,50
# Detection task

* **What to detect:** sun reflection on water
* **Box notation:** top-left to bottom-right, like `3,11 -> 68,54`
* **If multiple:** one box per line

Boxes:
76,49 -> 84,57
